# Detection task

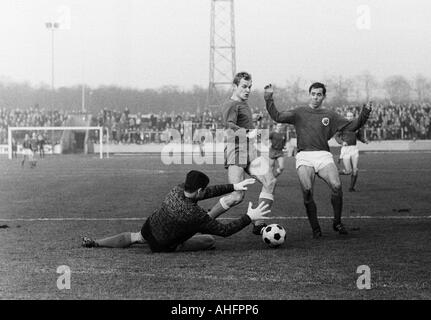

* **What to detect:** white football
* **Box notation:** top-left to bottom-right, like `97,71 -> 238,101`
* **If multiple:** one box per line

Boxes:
262,224 -> 286,248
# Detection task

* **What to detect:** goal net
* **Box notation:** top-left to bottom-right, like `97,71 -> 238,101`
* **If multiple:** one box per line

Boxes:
7,126 -> 106,159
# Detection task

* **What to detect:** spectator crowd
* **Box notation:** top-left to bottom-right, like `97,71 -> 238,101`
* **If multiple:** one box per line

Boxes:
1,102 -> 430,145
336,103 -> 431,140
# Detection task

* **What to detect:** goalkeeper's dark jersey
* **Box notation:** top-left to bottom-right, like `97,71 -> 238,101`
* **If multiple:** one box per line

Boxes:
141,183 -> 251,252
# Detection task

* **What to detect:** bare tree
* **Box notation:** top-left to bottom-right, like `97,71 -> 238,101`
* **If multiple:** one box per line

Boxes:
286,77 -> 307,105
383,75 -> 411,104
325,76 -> 353,106
359,71 -> 378,101
413,74 -> 430,103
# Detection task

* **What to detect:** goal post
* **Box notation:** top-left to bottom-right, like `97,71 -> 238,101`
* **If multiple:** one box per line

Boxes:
8,126 -> 106,160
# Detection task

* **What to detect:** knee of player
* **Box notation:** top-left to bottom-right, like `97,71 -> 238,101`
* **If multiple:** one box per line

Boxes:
221,191 -> 245,208
331,184 -> 343,196
205,235 -> 216,247
231,191 -> 245,204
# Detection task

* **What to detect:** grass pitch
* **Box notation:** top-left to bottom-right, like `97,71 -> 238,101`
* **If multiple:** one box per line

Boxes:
0,152 -> 430,299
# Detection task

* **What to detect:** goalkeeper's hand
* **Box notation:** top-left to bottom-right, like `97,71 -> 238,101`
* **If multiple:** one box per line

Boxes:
233,178 -> 256,191
246,202 -> 271,221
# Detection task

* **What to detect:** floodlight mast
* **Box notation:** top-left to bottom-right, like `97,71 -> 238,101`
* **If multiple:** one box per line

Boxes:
207,0 -> 237,108
45,22 -> 60,92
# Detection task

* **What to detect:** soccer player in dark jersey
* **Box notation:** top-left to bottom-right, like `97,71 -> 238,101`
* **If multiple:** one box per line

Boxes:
264,82 -> 371,238
11,138 -> 18,159
37,133 -> 45,159
82,171 -> 270,252
335,111 -> 369,192
269,123 -> 287,178
206,72 -> 276,236
21,134 -> 33,168
29,133 -> 38,168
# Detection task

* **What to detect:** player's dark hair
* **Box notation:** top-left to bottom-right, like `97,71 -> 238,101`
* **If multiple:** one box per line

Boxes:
233,72 -> 252,85
309,82 -> 326,96
184,170 -> 210,193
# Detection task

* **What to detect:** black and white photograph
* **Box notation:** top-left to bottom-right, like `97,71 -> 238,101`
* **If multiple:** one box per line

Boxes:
0,0 -> 430,305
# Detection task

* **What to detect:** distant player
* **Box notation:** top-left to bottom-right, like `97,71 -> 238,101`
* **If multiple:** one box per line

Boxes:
198,135 -> 206,157
269,123 -> 287,178
82,170 -> 270,252
335,111 -> 369,192
264,83 -> 371,238
21,134 -> 34,168
206,72 -> 276,236
30,133 -> 38,167
11,137 -> 18,159
37,133 -> 45,159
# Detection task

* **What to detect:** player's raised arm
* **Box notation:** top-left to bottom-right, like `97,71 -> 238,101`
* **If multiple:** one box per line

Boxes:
334,132 -> 344,145
264,84 -> 296,124
342,102 -> 372,132
356,130 -> 368,144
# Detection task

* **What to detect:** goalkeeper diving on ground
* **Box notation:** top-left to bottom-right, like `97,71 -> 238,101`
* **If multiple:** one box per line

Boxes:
82,170 -> 270,252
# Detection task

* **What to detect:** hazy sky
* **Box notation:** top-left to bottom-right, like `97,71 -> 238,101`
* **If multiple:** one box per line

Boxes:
0,0 -> 430,89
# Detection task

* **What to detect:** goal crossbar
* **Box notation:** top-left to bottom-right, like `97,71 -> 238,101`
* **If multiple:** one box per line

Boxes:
8,126 -> 106,160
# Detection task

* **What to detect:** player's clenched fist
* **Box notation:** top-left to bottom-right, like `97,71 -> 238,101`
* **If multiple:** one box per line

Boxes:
264,84 -> 274,100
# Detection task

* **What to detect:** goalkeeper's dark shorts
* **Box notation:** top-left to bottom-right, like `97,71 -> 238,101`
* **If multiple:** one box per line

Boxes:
140,220 -> 176,253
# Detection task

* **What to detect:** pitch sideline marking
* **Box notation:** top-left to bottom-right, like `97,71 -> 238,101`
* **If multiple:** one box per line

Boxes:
30,268 -> 320,285
0,216 -> 430,222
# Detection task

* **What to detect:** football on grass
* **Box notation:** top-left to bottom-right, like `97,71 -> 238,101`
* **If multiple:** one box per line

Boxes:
262,224 -> 286,248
